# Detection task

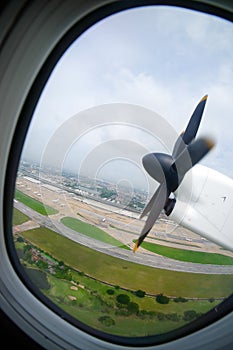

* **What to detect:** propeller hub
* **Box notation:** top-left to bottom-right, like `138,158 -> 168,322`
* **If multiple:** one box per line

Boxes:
142,152 -> 178,191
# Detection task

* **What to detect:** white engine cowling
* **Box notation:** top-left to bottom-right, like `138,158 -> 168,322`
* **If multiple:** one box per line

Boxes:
170,164 -> 233,251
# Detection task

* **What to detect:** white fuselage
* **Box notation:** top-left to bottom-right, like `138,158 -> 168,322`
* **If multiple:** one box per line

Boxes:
169,164 -> 233,251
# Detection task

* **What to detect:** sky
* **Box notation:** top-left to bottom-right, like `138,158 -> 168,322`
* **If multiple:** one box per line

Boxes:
22,5 -> 233,193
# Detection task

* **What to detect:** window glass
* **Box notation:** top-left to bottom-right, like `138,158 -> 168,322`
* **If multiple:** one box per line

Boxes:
13,5 -> 233,343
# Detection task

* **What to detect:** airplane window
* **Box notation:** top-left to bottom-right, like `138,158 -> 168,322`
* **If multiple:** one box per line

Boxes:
11,5 -> 233,346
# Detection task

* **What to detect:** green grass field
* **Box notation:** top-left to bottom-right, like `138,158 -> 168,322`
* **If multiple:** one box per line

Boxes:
17,226 -> 232,338
61,216 -> 130,250
13,207 -> 30,225
15,189 -> 58,215
136,240 -> 233,265
20,227 -> 233,298
41,269 -> 220,337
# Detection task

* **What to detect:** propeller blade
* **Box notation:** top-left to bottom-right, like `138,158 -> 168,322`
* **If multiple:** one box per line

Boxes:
140,185 -> 165,219
183,94 -> 208,144
172,95 -> 208,158
187,136 -> 215,167
172,136 -> 215,179
172,132 -> 185,159
134,182 -> 168,252
142,153 -> 166,184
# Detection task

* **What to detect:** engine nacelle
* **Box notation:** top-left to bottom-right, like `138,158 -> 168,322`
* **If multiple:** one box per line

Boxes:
169,164 -> 233,251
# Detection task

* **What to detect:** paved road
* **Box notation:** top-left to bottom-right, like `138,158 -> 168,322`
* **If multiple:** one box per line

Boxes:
14,200 -> 233,275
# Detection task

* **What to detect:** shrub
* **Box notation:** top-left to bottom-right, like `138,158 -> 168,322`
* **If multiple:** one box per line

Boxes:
174,297 -> 188,303
157,312 -> 166,321
106,289 -> 115,295
183,310 -> 198,321
166,313 -> 180,322
98,316 -> 115,327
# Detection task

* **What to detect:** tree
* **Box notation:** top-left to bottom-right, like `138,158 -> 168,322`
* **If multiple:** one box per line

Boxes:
127,302 -> 139,314
106,289 -> 115,295
156,294 -> 169,304
135,290 -> 145,298
116,294 -> 130,305
24,244 -> 32,251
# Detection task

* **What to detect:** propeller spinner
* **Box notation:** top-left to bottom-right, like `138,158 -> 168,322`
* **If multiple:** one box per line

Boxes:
134,95 -> 215,252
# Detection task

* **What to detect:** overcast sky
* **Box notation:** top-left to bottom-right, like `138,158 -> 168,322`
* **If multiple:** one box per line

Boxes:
22,5 -> 233,191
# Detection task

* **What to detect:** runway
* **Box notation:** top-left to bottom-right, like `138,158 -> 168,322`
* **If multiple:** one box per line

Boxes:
13,200 -> 233,275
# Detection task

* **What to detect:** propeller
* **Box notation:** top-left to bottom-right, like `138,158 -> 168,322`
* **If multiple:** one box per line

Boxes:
134,95 -> 215,252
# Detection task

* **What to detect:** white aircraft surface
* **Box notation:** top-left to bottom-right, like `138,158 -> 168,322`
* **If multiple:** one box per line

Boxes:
171,164 -> 233,251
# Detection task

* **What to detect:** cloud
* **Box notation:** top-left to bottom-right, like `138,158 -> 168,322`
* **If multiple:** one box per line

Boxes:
22,5 -> 233,181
